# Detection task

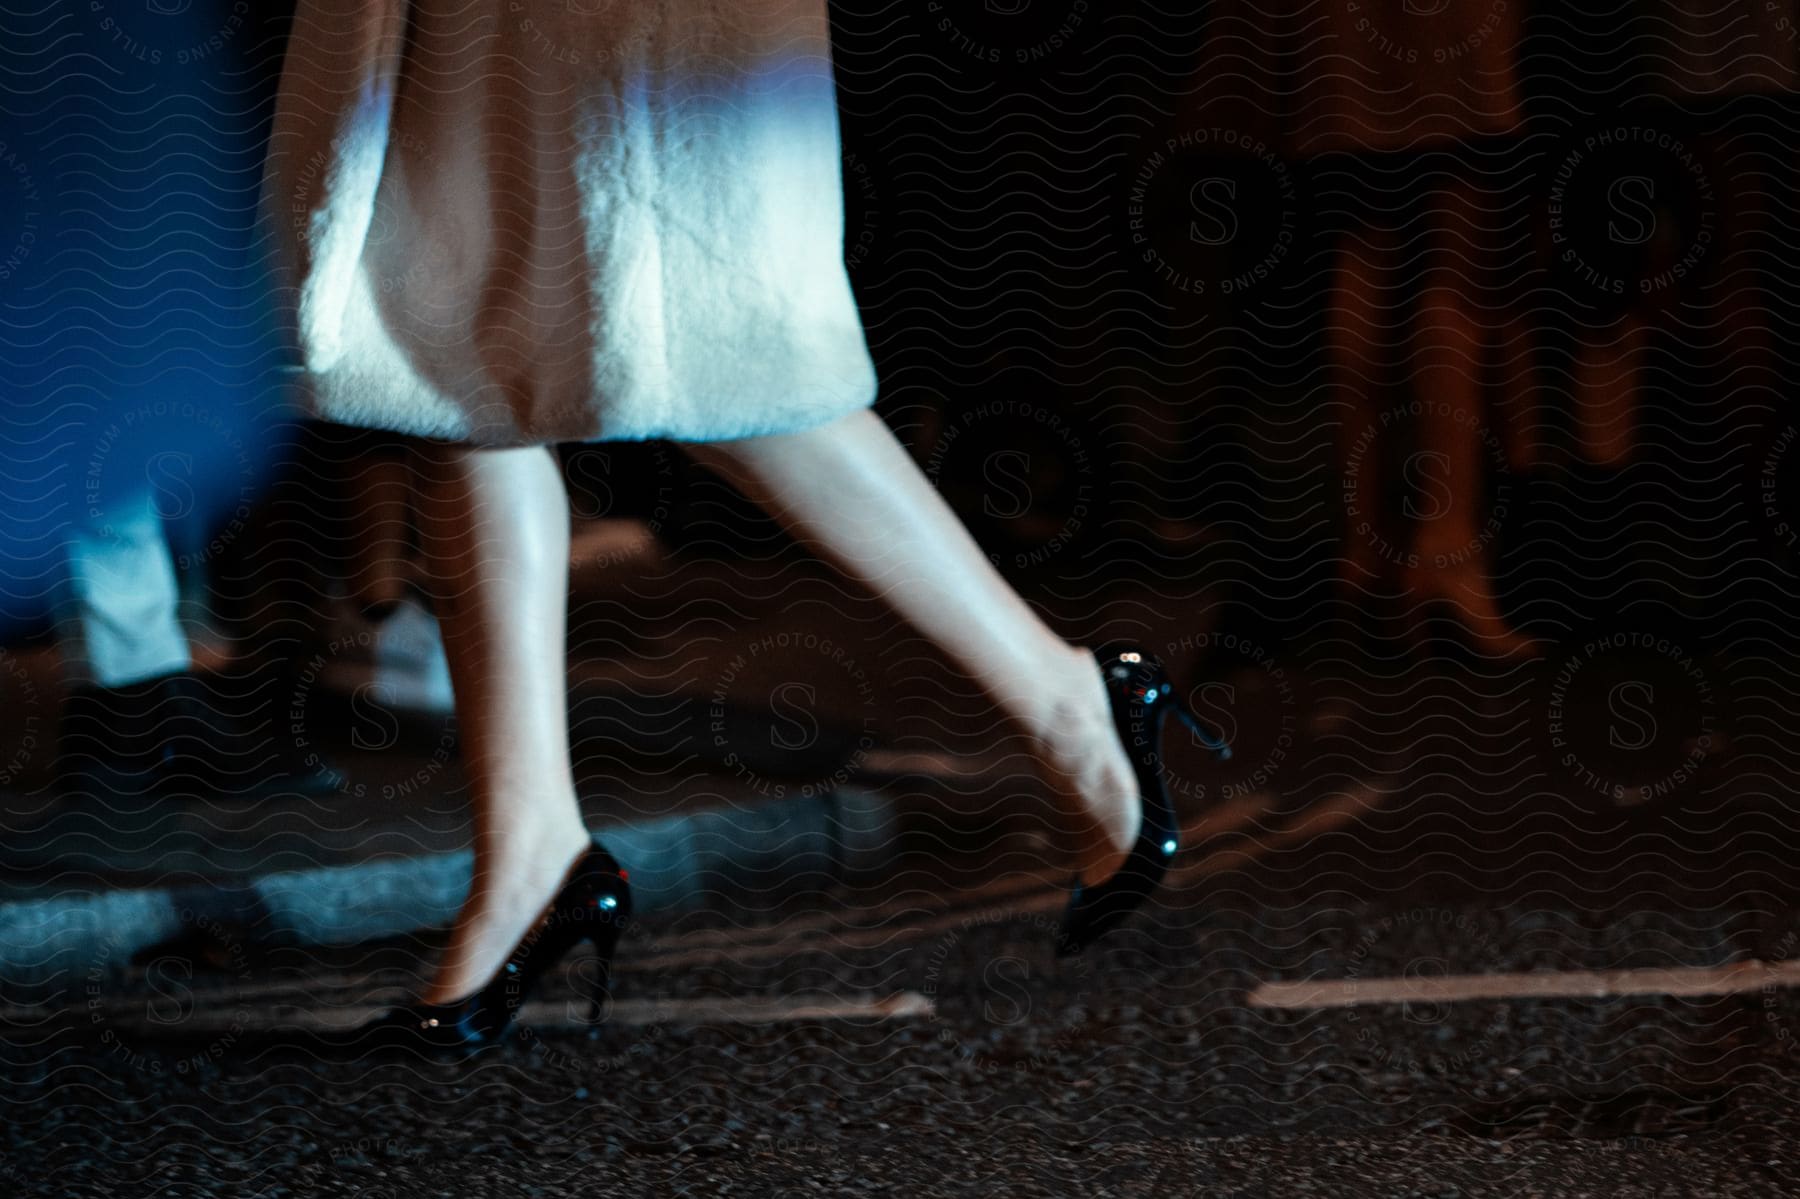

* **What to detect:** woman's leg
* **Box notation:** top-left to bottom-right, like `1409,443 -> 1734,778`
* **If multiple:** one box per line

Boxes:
684,407 -> 1139,886
416,443 -> 591,1005
342,448 -> 418,616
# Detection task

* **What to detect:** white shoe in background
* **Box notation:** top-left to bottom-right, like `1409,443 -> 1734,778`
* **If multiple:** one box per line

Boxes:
318,595 -> 455,715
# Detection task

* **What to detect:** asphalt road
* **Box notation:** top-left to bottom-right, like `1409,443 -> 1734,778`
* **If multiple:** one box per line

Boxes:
9,851 -> 1800,1197
7,642 -> 1800,1197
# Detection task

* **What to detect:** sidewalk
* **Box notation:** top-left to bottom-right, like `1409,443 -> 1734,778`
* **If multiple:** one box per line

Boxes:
0,541 -> 1213,1000
0,779 -> 906,998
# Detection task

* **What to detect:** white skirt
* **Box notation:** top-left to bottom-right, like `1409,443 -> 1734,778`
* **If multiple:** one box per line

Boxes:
264,0 -> 878,445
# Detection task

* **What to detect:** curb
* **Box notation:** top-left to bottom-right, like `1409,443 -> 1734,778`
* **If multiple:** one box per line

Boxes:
0,788 -> 898,1000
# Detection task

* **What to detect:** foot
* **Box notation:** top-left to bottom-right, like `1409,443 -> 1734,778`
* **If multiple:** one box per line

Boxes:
421,808 -> 593,1006
1401,557 -> 1539,660
1018,644 -> 1141,890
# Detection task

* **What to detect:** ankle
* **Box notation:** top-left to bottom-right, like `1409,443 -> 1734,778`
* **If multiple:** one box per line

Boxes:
425,809 -> 590,1005
1005,642 -> 1104,747
471,802 -> 589,887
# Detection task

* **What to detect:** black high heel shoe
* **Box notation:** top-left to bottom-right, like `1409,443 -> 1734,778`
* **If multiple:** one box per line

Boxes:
1056,646 -> 1229,957
328,835 -> 632,1058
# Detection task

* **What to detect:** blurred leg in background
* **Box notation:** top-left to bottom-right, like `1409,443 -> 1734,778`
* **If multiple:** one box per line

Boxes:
52,490 -> 195,797
52,482 -> 345,801
1329,218 -> 1405,620
58,491 -> 190,690
313,435 -> 454,716
1401,175 -> 1538,659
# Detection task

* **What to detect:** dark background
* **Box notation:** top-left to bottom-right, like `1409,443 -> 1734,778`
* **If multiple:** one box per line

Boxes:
194,1 -> 1800,661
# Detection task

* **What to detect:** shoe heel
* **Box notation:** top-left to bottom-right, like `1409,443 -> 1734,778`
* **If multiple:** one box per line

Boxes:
562,853 -> 631,1029
572,932 -> 623,1028
313,836 -> 634,1059
1058,646 -> 1188,956
1167,693 -> 1232,762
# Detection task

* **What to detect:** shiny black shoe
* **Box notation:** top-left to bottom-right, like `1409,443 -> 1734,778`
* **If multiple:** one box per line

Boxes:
1056,645 -> 1229,957
317,836 -> 632,1059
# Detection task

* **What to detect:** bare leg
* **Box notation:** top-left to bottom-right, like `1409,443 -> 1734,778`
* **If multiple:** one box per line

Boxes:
1404,182 -> 1536,658
343,451 -> 417,615
1409,273 -> 1490,566
1572,311 -> 1643,467
417,444 -> 591,1005
1493,307 -> 1542,474
685,407 -> 1139,886
1328,226 -> 1399,599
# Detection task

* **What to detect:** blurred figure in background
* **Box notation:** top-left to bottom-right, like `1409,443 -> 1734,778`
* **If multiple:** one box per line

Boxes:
1175,0 -> 1539,657
1329,168 -> 1540,659
0,1 -> 325,797
1553,0 -> 1798,468
1297,0 -> 1541,656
